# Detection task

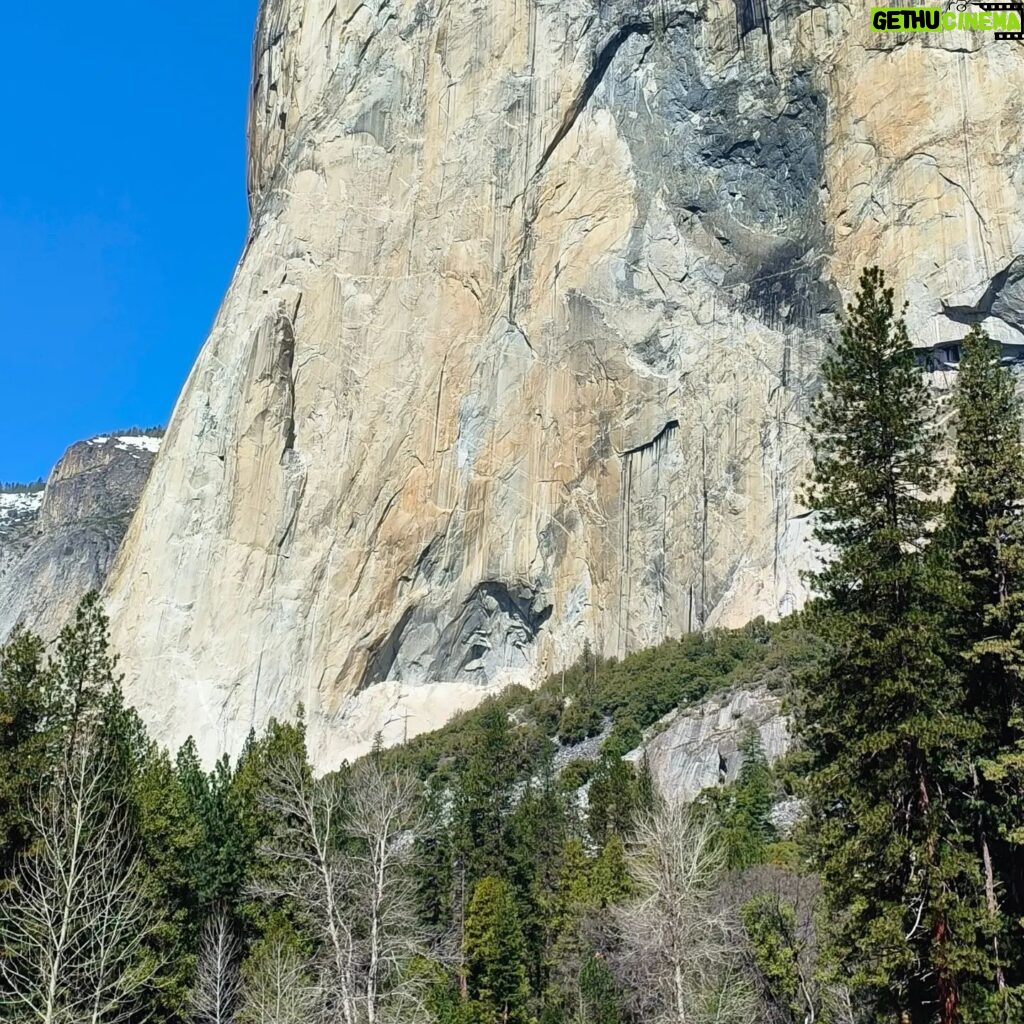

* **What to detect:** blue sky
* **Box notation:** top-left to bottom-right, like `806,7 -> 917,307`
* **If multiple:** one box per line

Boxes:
1,4 -> 257,482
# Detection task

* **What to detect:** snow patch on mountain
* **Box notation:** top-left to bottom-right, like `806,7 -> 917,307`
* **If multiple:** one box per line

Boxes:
115,435 -> 161,453
87,435 -> 163,455
0,490 -> 44,531
0,492 -> 44,516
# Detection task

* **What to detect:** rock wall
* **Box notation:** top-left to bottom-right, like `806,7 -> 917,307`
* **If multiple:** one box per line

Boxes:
104,0 -> 1024,766
1,436 -> 160,641
626,685 -> 790,802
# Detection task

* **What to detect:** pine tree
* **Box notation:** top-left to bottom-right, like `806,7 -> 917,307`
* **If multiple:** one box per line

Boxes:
47,592 -> 121,757
577,955 -> 620,1024
464,876 -> 530,1024
551,839 -> 593,933
454,705 -> 519,884
741,892 -> 803,1023
0,628 -> 54,874
129,742 -> 204,1018
634,754 -> 656,823
507,756 -> 571,999
545,833 -> 632,1024
801,268 -> 985,1022
717,729 -> 776,870
586,755 -> 639,848
544,838 -> 593,1023
588,836 -> 631,910
181,749 -> 253,909
227,717 -> 309,941
415,776 -> 459,937
942,324 -> 1024,1010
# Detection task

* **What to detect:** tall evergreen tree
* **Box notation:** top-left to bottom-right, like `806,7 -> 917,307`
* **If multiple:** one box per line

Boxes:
577,955 -> 621,1024
463,876 -> 530,1024
0,628 -> 53,874
47,592 -> 121,757
942,324 -> 1024,1010
586,755 -> 640,848
128,742 -> 204,1019
718,729 -> 776,870
454,705 -> 519,884
801,268 -> 986,1022
507,755 -> 571,1000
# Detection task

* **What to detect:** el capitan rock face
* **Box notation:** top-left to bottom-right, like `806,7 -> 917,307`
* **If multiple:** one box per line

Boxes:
104,0 -> 1024,766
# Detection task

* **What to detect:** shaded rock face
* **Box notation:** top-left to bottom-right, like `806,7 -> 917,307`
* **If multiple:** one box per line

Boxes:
627,685 -> 790,802
0,437 -> 159,641
105,0 -> 1024,766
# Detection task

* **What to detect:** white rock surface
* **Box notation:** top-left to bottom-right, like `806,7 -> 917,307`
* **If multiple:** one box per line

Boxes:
103,0 -> 1024,767
627,685 -> 790,802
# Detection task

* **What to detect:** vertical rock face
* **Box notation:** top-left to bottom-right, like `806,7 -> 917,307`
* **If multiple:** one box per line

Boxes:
105,0 -> 1024,766
1,436 -> 160,640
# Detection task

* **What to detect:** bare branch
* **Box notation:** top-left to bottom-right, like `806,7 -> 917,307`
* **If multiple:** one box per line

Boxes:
239,937 -> 321,1024
193,908 -> 241,1024
250,754 -> 429,1024
0,747 -> 160,1024
612,797 -> 757,1024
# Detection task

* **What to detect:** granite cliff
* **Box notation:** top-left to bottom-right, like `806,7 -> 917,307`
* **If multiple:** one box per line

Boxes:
0,435 -> 160,641
103,0 -> 1024,765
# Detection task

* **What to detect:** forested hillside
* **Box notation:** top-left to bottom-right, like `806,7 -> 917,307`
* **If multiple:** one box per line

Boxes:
0,593 -> 817,1024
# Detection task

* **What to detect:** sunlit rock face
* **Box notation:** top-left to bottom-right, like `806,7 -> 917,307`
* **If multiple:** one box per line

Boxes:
104,0 -> 1024,767
1,436 -> 160,641
627,685 -> 790,802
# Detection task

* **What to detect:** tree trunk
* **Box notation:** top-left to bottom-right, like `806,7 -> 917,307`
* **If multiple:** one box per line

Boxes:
933,917 -> 960,1024
975,766 -> 1008,995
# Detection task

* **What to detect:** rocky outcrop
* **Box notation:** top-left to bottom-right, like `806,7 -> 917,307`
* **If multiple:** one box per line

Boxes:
104,0 -> 1024,767
626,685 -> 790,802
0,436 -> 160,641
0,492 -> 45,583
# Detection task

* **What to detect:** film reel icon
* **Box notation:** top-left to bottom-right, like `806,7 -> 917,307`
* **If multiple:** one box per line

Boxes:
976,0 -> 1023,38
946,0 -> 1024,36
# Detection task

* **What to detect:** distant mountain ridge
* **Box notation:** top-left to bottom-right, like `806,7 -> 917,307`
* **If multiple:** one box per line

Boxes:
0,429 -> 163,641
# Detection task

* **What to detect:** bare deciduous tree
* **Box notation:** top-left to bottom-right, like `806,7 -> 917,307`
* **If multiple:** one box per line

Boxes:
346,758 -> 427,1024
0,751 -> 158,1024
612,797 -> 757,1024
238,937 -> 320,1024
251,753 -> 427,1024
193,908 -> 241,1024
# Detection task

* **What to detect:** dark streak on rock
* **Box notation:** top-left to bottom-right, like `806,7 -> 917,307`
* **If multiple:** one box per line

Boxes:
360,604 -> 417,690
620,419 -> 680,460
535,21 -> 653,178
277,312 -> 297,454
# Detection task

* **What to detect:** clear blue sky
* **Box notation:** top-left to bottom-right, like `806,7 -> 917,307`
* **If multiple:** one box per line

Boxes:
1,3 -> 257,483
